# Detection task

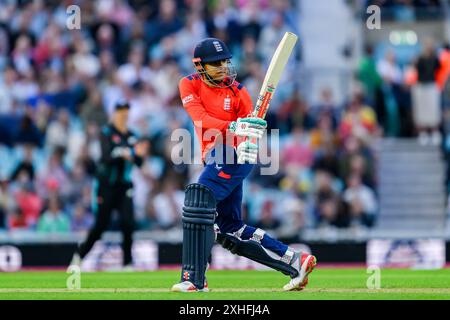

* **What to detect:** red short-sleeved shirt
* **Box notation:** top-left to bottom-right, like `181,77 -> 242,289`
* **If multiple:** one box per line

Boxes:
179,74 -> 253,160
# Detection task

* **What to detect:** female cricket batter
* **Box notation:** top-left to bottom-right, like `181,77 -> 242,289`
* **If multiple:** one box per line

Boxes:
171,38 -> 316,292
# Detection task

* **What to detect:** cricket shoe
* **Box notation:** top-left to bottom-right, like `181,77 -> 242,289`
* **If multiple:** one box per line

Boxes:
283,253 -> 317,291
171,280 -> 209,293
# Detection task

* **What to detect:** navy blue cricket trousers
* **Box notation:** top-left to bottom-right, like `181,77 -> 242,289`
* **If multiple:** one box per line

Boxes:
197,144 -> 288,257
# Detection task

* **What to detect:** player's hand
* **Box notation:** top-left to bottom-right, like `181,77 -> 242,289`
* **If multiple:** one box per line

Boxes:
236,140 -> 258,164
134,140 -> 149,157
229,117 -> 267,139
122,148 -> 133,161
112,146 -> 132,161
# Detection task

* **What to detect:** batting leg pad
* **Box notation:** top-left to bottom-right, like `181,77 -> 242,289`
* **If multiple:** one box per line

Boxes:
181,183 -> 216,289
216,233 -> 299,278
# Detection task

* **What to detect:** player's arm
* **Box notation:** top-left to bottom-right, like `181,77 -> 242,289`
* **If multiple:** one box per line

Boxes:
180,78 -> 231,131
131,138 -> 149,168
132,150 -> 144,167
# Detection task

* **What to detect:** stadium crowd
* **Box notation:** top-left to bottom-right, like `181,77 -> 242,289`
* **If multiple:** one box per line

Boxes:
0,0 -> 448,239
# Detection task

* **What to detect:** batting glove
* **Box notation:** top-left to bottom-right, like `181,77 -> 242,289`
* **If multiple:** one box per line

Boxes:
236,140 -> 259,164
229,117 -> 267,139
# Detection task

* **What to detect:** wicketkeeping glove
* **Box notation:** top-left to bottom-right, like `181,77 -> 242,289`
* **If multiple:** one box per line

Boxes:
229,117 -> 267,139
236,140 -> 258,164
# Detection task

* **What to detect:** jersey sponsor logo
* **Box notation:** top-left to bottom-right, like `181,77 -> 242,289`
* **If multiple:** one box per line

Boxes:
213,41 -> 223,52
182,94 -> 194,105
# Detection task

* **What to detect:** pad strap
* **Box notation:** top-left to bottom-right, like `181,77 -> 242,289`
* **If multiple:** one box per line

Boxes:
281,248 -> 295,265
250,228 -> 265,243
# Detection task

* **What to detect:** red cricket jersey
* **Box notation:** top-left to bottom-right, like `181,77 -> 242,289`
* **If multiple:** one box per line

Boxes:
179,73 -> 253,160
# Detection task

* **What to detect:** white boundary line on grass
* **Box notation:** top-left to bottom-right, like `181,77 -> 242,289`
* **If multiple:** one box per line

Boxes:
0,288 -> 449,294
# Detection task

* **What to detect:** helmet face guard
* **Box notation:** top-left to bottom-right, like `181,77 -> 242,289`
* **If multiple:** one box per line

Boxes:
193,58 -> 237,88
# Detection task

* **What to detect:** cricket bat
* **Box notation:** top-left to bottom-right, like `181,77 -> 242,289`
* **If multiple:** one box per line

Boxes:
252,32 -> 298,119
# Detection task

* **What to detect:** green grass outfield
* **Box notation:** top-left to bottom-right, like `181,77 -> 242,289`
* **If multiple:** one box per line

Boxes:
0,268 -> 449,300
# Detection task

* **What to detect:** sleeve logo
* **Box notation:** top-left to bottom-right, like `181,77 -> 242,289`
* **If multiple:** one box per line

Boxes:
182,94 -> 194,105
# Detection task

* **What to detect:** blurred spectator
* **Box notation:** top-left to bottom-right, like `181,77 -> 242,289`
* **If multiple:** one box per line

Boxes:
281,125 -> 314,171
342,174 -> 377,227
132,143 -> 160,225
45,108 -> 71,152
338,135 -> 376,189
436,44 -> 450,92
241,59 -> 265,103
237,35 -> 263,80
310,88 -> 339,129
117,42 -> 151,87
0,208 -> 6,230
13,182 -> 43,229
79,88 -> 108,128
312,142 -> 340,178
9,144 -> 35,183
277,92 -> 315,134
92,22 -> 120,62
15,112 -> 43,147
277,197 -> 305,238
0,26 -> 9,70
140,197 -> 159,230
71,202 -> 94,232
310,113 -> 339,152
71,37 -> 101,78
377,50 -> 403,85
357,45 -> 382,109
36,147 -> 71,199
67,161 -> 91,207
0,178 -> 11,229
37,196 -> 70,233
34,100 -> 52,134
12,34 -> 34,76
0,66 -> 17,114
145,0 -> 183,46
258,11 -> 290,67
174,11 -> 207,72
412,38 -> 441,145
77,143 -> 98,176
152,178 -> 183,230
255,199 -> 281,230
8,207 -> 28,230
377,50 -> 402,136
339,91 -> 378,144
313,171 -> 349,228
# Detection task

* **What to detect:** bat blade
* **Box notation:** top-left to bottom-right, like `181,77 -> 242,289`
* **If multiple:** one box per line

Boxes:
252,32 -> 298,119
